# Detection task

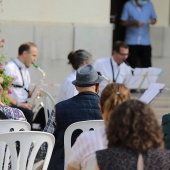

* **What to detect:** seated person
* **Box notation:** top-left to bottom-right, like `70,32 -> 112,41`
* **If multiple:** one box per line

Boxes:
0,77 -> 26,121
39,64 -> 103,170
93,41 -> 132,95
67,83 -> 130,170
5,42 -> 38,125
96,100 -> 170,170
58,49 -> 92,102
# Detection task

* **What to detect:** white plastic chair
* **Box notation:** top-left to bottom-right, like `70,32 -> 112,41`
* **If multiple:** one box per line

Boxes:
0,131 -> 55,170
33,89 -> 55,124
64,120 -> 104,170
0,120 -> 31,170
0,120 -> 31,133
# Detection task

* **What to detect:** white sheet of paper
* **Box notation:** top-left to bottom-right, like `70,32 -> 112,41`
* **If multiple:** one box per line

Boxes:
124,68 -> 148,89
124,67 -> 162,89
139,83 -> 165,104
140,67 -> 162,89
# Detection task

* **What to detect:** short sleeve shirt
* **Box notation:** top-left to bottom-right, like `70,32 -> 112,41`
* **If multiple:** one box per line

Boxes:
5,58 -> 30,102
121,0 -> 157,45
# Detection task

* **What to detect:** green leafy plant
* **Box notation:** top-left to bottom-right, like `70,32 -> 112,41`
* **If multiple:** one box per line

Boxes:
0,39 -> 14,104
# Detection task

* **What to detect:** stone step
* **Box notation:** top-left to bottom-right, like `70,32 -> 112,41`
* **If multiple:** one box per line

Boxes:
153,107 -> 169,117
150,97 -> 170,108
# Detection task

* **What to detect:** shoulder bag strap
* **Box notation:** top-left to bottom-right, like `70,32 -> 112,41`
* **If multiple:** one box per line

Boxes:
13,60 -> 29,93
137,154 -> 144,170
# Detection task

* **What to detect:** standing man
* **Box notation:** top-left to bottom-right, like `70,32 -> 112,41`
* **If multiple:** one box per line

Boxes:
39,64 -> 103,170
121,0 -> 157,68
93,41 -> 132,95
5,42 -> 38,125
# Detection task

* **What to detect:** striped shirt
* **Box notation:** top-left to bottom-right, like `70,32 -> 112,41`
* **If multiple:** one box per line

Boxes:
67,126 -> 108,170
38,109 -> 56,158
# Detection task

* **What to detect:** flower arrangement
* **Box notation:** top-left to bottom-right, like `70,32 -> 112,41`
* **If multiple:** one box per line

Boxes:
0,39 -> 14,104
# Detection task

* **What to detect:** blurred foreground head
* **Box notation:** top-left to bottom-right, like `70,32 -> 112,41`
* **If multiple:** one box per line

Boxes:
99,83 -> 130,123
107,99 -> 164,153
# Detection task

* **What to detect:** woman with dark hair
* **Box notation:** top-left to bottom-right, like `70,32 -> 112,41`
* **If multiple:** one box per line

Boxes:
96,99 -> 170,170
58,50 -> 92,102
67,83 -> 130,170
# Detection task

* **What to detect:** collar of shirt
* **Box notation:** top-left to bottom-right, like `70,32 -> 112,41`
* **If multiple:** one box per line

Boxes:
133,0 -> 145,10
111,57 -> 120,69
14,58 -> 26,70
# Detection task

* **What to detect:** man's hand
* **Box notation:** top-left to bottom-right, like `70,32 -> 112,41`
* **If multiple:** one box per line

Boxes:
150,19 -> 156,25
20,102 -> 32,110
28,85 -> 37,98
136,21 -> 144,27
121,20 -> 144,27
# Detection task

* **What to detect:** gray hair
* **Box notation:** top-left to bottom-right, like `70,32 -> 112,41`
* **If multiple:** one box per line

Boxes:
67,49 -> 92,70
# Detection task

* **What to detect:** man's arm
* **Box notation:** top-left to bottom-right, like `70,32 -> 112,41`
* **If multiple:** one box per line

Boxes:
150,1 -> 157,25
120,1 -> 144,28
28,85 -> 37,98
5,93 -> 32,110
150,19 -> 156,25
121,20 -> 144,27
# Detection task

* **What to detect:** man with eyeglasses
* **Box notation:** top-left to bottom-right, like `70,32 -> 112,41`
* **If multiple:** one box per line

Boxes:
93,41 -> 132,95
121,0 -> 157,68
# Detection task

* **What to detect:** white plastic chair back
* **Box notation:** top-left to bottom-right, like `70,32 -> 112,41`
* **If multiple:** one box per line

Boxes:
40,90 -> 55,124
0,120 -> 31,133
64,120 -> 104,170
0,120 -> 31,169
0,131 -> 55,170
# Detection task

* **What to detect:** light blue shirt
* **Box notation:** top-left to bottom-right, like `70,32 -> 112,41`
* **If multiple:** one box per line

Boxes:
121,0 -> 157,45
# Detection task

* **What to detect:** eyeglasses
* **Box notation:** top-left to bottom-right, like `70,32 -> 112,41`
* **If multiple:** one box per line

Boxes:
118,53 -> 129,57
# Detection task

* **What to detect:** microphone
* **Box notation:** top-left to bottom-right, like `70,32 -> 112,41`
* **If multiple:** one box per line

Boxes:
124,61 -> 134,75
97,71 -> 111,83
33,63 -> 46,77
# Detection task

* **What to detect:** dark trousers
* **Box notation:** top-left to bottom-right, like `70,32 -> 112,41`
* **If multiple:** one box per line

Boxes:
127,45 -> 152,68
32,107 -> 46,131
11,105 -> 34,126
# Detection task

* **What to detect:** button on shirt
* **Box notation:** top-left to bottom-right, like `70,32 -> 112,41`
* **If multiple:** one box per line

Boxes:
93,57 -> 132,95
121,0 -> 157,45
5,58 -> 30,102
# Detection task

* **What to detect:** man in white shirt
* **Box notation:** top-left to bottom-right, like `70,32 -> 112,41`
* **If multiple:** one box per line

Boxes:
5,42 -> 38,125
93,41 -> 132,95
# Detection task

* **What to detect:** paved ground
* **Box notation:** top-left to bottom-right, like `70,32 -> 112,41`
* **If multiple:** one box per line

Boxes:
131,90 -> 170,124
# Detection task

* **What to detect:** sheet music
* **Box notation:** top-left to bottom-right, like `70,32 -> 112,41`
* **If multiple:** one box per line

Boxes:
124,68 -> 148,89
139,83 -> 165,104
141,67 -> 162,89
124,67 -> 162,89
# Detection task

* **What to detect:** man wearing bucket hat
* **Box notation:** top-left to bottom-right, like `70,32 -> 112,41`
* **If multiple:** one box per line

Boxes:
39,64 -> 103,170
